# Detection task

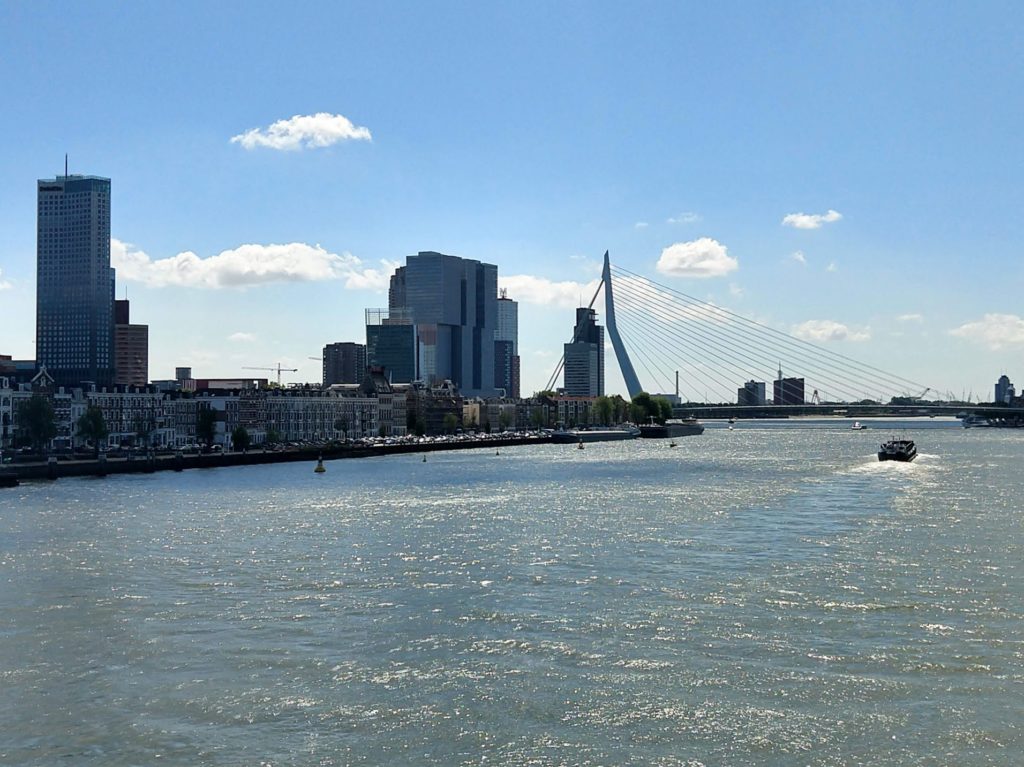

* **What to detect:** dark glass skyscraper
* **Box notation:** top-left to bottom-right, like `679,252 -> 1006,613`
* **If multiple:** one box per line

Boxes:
388,251 -> 498,397
36,174 -> 114,387
563,307 -> 604,396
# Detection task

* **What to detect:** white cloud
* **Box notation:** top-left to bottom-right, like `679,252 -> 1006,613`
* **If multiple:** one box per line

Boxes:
667,212 -> 702,225
897,313 -> 924,323
230,112 -> 372,151
790,250 -> 806,265
499,274 -> 600,308
634,221 -> 649,229
792,319 -> 870,342
0,267 -> 11,290
728,283 -> 744,298
949,313 -> 1024,350
782,209 -> 843,229
826,261 -> 838,272
112,238 -> 393,291
656,238 -> 738,278
228,332 -> 256,343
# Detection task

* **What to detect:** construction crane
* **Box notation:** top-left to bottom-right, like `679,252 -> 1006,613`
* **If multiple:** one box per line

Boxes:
906,387 -> 932,401
242,363 -> 298,386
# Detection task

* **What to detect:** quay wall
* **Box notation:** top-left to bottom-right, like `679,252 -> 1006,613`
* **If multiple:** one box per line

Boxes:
2,435 -> 552,483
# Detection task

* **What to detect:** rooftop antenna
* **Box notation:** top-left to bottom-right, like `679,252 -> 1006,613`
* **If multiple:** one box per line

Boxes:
64,154 -> 68,177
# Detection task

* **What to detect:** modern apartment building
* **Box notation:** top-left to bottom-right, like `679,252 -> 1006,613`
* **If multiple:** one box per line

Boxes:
322,342 -> 367,386
114,299 -> 149,387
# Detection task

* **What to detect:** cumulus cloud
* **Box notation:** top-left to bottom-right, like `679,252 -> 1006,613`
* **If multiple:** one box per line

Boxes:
667,212 -> 702,224
499,274 -> 600,308
782,209 -> 843,229
792,319 -> 870,342
897,313 -> 924,323
656,238 -> 738,278
112,238 -> 393,291
230,112 -> 372,151
949,313 -> 1024,350
228,332 -> 256,342
826,261 -> 838,272
790,250 -> 807,265
0,267 -> 11,290
634,221 -> 649,229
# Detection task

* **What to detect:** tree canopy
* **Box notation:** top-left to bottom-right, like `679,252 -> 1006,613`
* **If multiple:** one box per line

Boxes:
630,392 -> 673,424
18,395 -> 57,454
196,405 -> 218,446
77,405 -> 109,454
231,425 -> 251,452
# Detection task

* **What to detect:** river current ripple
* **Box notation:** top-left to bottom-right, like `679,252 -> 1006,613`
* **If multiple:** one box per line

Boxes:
2,420 -> 1022,766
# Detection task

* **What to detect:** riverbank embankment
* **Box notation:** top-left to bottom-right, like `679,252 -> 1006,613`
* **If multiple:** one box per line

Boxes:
1,434 -> 552,484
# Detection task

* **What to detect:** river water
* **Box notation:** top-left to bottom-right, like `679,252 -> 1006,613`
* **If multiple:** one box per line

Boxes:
2,419 -> 1022,766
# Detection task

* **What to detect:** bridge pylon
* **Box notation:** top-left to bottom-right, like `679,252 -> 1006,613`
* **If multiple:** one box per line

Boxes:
603,251 -> 643,399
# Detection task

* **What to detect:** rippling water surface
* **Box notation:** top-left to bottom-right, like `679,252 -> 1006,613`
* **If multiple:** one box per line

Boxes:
2,420 -> 1023,765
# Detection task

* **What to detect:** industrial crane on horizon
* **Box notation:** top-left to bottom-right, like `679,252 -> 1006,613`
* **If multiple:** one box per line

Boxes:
242,363 -> 299,386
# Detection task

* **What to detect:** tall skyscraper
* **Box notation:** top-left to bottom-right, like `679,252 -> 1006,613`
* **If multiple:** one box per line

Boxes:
563,307 -> 604,397
388,251 -> 499,397
113,299 -> 149,386
495,289 -> 519,398
36,173 -> 114,387
323,342 -> 367,386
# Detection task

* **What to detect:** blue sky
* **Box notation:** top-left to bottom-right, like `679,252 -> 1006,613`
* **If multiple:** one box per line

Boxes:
1,2 -> 1021,399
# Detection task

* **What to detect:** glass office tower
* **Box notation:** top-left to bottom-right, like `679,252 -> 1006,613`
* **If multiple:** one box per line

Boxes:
388,251 -> 498,397
36,174 -> 114,387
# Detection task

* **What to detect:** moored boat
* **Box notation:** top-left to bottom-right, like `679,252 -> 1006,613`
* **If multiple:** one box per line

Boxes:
639,417 -> 705,439
878,437 -> 917,462
552,427 -> 641,444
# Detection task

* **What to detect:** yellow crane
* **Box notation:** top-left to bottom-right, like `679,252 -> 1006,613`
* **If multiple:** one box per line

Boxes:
242,363 -> 299,386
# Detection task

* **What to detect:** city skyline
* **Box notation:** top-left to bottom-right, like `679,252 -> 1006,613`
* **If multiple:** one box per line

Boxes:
1,3 -> 1023,399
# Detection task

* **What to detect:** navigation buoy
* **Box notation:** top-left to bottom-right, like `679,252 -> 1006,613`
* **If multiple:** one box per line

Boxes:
577,440 -> 585,450
422,454 -> 427,462
314,455 -> 326,473
495,449 -> 500,456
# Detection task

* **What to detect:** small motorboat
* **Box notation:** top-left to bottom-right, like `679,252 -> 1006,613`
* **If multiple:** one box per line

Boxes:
669,440 -> 678,448
878,438 -> 917,462
851,421 -> 866,430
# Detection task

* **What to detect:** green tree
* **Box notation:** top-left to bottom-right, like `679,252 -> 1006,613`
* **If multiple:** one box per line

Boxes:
611,394 -> 629,424
656,396 -> 673,423
498,410 -> 512,431
443,413 -> 459,434
530,408 -> 546,430
593,395 -> 613,426
134,413 -> 155,450
629,392 -> 672,424
196,404 -> 217,447
231,425 -> 251,452
77,405 -> 109,456
333,417 -> 348,440
266,426 -> 282,445
18,395 -> 57,455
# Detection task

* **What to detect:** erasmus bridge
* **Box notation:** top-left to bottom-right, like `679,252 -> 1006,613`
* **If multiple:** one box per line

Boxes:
549,252 -> 1019,422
